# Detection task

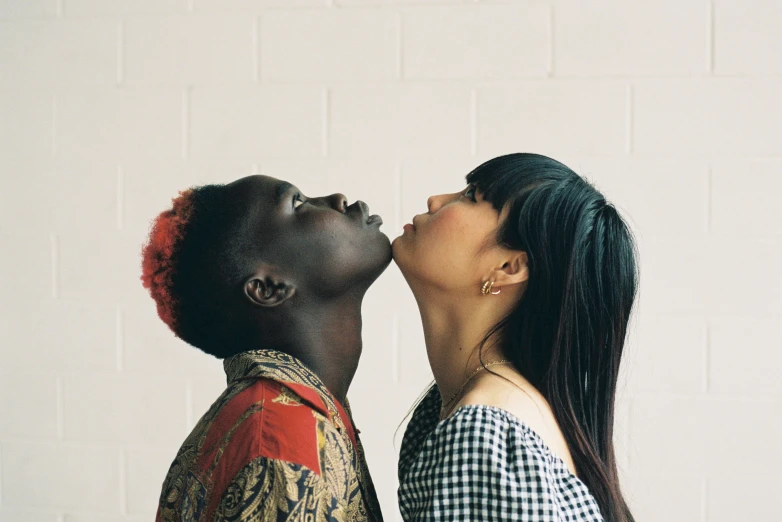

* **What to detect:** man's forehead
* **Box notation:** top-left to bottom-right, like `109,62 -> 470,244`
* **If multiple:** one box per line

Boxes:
227,175 -> 287,200
230,174 -> 276,189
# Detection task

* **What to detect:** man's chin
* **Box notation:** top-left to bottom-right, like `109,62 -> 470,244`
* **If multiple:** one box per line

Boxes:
374,236 -> 394,275
351,236 -> 393,289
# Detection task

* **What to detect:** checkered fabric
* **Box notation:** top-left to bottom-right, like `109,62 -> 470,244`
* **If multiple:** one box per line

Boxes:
398,385 -> 604,521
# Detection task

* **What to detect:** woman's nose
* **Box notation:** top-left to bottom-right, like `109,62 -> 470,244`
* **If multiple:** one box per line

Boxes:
427,194 -> 443,213
426,193 -> 454,213
327,193 -> 348,213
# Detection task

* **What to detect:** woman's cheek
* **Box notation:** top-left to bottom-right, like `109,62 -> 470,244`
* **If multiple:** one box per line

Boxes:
423,214 -> 469,262
435,211 -> 475,245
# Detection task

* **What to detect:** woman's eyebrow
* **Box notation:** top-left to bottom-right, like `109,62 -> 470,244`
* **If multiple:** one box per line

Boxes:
274,181 -> 294,205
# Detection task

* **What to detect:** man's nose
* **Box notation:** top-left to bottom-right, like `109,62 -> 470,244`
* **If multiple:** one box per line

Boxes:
327,193 -> 348,213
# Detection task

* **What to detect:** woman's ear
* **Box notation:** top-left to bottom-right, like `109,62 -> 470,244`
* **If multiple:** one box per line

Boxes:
244,269 -> 296,308
492,251 -> 529,287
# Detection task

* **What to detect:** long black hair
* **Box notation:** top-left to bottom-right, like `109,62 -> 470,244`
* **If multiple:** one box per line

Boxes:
467,153 -> 638,522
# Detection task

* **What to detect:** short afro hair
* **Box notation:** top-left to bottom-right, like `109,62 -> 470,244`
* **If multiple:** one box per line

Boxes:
141,184 -> 250,358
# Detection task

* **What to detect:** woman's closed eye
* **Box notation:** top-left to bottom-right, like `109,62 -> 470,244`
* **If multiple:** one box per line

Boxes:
460,185 -> 477,203
293,193 -> 306,209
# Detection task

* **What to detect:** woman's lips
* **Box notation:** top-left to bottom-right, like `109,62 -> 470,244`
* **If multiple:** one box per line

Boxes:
403,214 -> 421,232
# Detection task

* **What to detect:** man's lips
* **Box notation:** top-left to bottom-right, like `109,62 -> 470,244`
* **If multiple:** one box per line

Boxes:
350,200 -> 383,225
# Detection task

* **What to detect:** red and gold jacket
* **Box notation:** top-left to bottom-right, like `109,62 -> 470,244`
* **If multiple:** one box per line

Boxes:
155,349 -> 384,522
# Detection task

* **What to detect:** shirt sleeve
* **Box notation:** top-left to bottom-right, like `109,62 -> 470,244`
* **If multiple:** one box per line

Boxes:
398,407 -> 569,522
212,455 -> 349,521
398,384 -> 441,482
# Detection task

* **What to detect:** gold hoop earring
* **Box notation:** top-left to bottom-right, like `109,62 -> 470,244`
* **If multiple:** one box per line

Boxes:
481,280 -> 501,295
481,280 -> 491,295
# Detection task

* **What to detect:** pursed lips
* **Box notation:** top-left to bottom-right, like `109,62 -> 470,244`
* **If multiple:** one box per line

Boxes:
349,200 -> 382,226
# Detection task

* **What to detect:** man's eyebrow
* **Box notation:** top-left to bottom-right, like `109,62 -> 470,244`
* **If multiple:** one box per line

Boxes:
275,181 -> 294,205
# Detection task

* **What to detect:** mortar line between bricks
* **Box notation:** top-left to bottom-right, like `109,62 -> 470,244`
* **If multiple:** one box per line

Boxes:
50,234 -> 59,299
547,4 -> 554,77
625,83 -> 633,155
253,17 -> 260,84
182,88 -> 190,160
701,477 -> 709,522
392,314 -> 400,384
116,164 -> 124,231
117,21 -> 124,86
703,322 -> 710,393
623,397 -> 630,466
706,164 -> 712,234
708,1 -> 715,74
51,95 -> 57,156
116,306 -> 124,372
321,88 -> 329,157
186,381 -> 195,430
120,449 -> 128,514
470,89 -> 477,156
397,12 -> 403,80
394,162 -> 402,233
56,376 -> 65,438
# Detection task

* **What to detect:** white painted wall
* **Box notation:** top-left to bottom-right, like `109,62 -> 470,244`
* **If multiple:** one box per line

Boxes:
1,1 -> 780,520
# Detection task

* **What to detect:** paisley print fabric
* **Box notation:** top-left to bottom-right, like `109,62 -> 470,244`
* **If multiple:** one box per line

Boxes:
156,349 -> 383,522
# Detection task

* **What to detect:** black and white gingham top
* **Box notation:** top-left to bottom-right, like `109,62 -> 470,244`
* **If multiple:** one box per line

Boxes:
398,385 -> 605,521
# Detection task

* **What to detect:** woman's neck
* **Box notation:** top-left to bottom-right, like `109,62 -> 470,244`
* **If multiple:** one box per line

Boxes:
412,284 -> 513,405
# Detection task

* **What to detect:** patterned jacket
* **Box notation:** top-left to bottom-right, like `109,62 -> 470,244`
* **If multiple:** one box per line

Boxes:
155,349 -> 384,522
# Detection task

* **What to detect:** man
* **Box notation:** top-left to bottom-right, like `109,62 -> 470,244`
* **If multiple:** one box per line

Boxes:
141,175 -> 390,521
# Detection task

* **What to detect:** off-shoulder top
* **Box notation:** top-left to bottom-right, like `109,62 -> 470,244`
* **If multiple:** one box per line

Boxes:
398,385 -> 604,521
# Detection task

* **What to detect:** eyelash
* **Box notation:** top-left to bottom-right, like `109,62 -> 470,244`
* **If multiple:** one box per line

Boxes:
293,193 -> 306,209
461,186 -> 477,202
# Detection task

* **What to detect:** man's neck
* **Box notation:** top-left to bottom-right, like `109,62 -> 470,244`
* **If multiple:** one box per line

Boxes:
278,295 -> 365,405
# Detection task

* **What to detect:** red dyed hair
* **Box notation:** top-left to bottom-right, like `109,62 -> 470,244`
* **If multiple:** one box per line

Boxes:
140,189 -> 197,335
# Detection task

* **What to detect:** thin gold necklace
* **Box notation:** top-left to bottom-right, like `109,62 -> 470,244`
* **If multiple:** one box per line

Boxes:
439,360 -> 512,420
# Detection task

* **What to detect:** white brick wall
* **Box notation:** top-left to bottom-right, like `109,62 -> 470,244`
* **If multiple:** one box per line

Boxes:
1,1 -> 780,521
260,10 -> 400,83
554,1 -> 710,76
401,5 -> 550,79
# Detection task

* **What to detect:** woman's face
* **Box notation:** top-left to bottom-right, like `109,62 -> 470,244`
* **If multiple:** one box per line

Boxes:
392,183 -> 509,293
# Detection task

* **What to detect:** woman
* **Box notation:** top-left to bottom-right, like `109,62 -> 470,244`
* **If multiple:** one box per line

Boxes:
392,153 -> 637,521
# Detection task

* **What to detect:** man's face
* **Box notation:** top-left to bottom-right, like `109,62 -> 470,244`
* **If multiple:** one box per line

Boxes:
226,175 -> 392,299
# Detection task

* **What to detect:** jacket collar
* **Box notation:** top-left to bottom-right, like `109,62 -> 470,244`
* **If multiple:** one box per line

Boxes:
223,349 -> 357,445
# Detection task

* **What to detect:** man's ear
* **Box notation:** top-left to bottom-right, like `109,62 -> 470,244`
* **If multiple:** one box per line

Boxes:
491,251 -> 529,287
244,269 -> 296,308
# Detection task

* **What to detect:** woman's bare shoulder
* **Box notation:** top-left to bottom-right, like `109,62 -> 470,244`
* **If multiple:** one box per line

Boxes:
457,373 -> 577,475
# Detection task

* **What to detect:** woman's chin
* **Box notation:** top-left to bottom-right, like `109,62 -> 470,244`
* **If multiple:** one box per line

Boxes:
390,238 -> 407,266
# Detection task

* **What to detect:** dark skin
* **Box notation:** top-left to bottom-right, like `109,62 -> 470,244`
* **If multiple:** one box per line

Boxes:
221,175 -> 392,404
